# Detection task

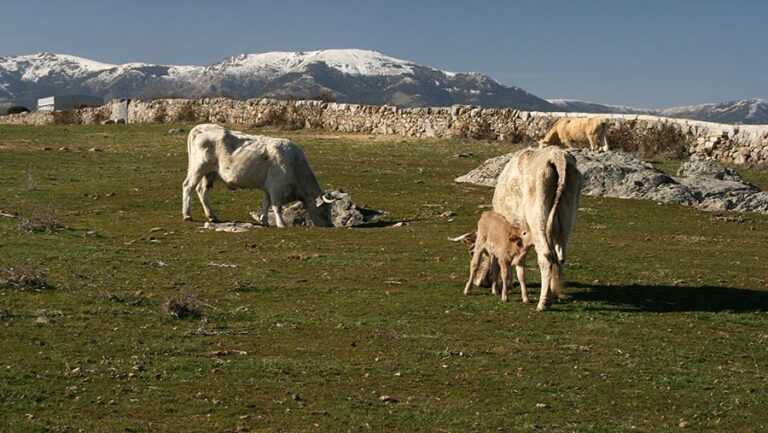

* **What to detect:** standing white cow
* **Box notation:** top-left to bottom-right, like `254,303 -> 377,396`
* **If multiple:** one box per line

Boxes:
492,146 -> 583,311
182,124 -> 337,227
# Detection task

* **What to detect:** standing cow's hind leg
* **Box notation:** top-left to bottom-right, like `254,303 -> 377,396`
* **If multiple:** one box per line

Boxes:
536,256 -> 553,311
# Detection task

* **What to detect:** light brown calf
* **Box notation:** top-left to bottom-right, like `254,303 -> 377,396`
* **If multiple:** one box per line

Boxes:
539,117 -> 609,152
463,211 -> 532,303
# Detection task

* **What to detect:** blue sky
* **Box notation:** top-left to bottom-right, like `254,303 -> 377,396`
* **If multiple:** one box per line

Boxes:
1,0 -> 766,108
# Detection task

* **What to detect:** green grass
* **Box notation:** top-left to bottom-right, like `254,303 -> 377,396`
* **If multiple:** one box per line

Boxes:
1,124 -> 767,432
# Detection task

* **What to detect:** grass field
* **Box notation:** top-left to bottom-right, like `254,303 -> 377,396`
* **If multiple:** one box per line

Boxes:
1,124 -> 767,432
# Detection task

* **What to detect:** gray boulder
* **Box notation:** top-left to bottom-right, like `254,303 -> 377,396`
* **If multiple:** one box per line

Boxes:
456,148 -> 768,215
261,190 -> 386,227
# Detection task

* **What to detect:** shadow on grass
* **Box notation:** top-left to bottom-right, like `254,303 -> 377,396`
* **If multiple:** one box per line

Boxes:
567,282 -> 768,313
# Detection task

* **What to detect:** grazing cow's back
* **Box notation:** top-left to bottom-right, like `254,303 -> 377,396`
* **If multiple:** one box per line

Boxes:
539,117 -> 609,151
492,147 -> 583,310
182,124 -> 336,227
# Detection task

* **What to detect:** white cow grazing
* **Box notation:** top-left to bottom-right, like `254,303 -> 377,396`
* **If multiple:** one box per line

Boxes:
492,146 -> 583,311
539,117 -> 610,152
182,124 -> 337,227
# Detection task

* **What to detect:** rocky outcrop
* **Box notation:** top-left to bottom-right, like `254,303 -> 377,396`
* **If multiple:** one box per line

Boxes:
456,149 -> 768,215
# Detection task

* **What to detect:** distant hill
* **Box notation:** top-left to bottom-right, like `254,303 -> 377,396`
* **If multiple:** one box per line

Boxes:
549,98 -> 768,125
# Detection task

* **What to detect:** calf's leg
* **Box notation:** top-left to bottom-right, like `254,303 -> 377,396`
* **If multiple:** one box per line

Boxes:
516,264 -> 529,303
464,247 -> 485,295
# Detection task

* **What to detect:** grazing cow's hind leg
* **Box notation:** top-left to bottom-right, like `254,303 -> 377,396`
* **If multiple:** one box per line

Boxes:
182,173 -> 203,221
196,173 -> 219,223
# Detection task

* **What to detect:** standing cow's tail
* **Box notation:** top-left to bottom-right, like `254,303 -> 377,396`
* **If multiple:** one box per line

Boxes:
545,150 -> 568,299
545,150 -> 567,241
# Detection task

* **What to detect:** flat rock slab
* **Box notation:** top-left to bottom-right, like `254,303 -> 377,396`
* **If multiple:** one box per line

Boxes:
202,222 -> 261,233
456,148 -> 768,215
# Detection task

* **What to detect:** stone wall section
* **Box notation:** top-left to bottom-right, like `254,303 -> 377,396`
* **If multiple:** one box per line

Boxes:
2,97 -> 767,164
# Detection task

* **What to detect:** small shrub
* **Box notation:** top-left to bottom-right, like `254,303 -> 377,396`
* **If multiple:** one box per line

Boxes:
152,105 -> 167,123
26,169 -> 38,191
163,292 -> 204,319
18,205 -> 66,233
308,91 -> 337,103
175,104 -> 198,123
252,106 -> 304,130
0,264 -> 51,291
7,106 -> 30,115
52,109 -> 77,125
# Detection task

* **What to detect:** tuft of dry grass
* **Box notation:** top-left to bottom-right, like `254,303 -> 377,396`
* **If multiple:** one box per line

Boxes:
18,205 -> 66,233
162,292 -> 205,319
0,263 -> 51,291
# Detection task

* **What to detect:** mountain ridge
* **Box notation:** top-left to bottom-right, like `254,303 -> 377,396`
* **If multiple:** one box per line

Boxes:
1,50 -> 766,124
0,49 -> 561,112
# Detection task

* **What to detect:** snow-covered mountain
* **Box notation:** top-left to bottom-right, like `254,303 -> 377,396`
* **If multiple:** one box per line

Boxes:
2,51 -> 765,124
657,99 -> 768,125
0,50 -> 561,112
548,98 -> 768,125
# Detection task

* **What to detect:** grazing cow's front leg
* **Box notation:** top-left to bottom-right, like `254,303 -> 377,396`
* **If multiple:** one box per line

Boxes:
260,194 -> 272,226
272,204 -> 286,228
196,174 -> 219,223
587,136 -> 598,152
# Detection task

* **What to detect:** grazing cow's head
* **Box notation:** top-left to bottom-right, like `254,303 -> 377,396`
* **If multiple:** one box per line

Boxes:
310,191 -> 339,227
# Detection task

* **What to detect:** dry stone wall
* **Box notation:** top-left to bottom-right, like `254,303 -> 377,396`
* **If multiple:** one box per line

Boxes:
2,97 -> 767,165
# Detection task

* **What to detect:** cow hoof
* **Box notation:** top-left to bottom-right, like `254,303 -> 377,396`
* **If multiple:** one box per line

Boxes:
501,296 -> 509,303
183,216 -> 193,222
208,217 -> 220,223
536,304 -> 550,312
522,298 -> 530,304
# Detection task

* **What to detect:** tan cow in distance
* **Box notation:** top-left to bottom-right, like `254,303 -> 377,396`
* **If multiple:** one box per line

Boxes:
464,211 -> 532,303
539,117 -> 610,151
492,147 -> 584,311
